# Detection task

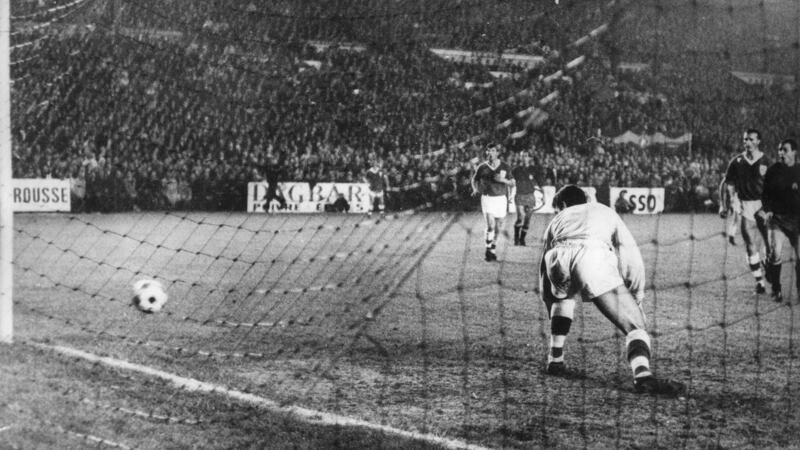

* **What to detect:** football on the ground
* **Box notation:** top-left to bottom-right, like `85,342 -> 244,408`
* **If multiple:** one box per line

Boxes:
132,279 -> 168,313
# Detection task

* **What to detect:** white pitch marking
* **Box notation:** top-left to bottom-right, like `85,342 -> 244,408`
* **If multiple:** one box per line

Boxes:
36,343 -> 490,450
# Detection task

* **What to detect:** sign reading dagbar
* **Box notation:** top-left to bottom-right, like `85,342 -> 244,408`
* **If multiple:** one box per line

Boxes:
247,181 -> 370,213
12,178 -> 71,212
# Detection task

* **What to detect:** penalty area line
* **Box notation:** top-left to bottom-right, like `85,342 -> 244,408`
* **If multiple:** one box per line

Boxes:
34,342 -> 490,450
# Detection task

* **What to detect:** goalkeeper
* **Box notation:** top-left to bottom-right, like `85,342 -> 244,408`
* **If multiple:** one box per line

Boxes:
539,185 -> 685,396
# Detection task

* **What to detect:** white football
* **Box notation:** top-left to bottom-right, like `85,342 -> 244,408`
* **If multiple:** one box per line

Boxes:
132,279 -> 168,313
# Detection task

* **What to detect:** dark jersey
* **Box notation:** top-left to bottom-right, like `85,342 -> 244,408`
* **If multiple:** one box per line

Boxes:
724,152 -> 770,201
264,163 -> 283,191
474,161 -> 512,197
511,165 -> 540,195
365,168 -> 386,192
263,161 -> 287,209
762,163 -> 800,215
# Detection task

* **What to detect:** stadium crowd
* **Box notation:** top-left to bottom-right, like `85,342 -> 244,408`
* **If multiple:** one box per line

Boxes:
9,1 -> 799,213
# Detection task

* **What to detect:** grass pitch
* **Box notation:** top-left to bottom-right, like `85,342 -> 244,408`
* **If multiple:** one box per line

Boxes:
2,211 -> 799,449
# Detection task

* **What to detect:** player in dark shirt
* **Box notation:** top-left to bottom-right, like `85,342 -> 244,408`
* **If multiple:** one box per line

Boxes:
471,143 -> 515,261
719,129 -> 771,294
364,158 -> 388,216
758,138 -> 800,303
511,151 -> 541,246
263,153 -> 287,211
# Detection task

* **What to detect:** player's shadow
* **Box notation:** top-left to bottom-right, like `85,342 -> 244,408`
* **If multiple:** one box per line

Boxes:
537,368 -> 679,398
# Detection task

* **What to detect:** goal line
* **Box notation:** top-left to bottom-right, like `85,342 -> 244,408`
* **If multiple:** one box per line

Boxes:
32,341 -> 491,450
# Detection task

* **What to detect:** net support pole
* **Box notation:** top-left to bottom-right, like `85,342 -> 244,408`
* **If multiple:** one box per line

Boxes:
0,0 -> 12,344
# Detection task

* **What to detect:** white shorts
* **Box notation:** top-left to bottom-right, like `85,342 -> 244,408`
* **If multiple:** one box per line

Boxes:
544,240 -> 624,302
739,200 -> 762,222
369,189 -> 385,205
481,195 -> 508,219
730,195 -> 741,216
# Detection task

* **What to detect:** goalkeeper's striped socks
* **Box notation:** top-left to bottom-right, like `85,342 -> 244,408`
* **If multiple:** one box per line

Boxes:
547,315 -> 572,365
748,254 -> 766,292
627,329 -> 687,395
627,329 -> 653,380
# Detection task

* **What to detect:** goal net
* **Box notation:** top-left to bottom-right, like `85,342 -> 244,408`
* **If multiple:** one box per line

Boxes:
4,1 -> 800,448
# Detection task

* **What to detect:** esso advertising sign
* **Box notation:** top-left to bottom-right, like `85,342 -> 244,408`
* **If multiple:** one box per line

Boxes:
610,187 -> 665,214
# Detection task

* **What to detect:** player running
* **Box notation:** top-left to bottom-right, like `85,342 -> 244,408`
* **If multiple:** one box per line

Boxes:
511,151 -> 541,246
719,128 -> 771,294
539,185 -> 685,396
364,158 -> 389,216
472,143 -> 515,262
758,138 -> 800,303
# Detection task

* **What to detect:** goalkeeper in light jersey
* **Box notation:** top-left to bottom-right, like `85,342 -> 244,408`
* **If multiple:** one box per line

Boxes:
539,185 -> 685,396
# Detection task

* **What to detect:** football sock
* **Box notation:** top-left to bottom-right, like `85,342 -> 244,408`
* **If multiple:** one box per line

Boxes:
548,316 -> 572,363
548,300 -> 575,364
519,228 -> 527,245
626,329 -> 653,380
748,254 -> 764,285
766,262 -> 782,291
485,229 -> 495,249
796,263 -> 800,292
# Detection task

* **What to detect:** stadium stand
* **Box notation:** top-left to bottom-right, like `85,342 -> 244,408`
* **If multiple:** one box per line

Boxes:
9,0 -> 799,213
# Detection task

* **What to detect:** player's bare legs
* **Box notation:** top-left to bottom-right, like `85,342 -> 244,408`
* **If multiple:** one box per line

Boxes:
592,285 -> 685,396
592,286 -> 652,379
741,218 -> 768,293
765,225 -> 800,303
726,210 -> 741,245
514,204 -> 533,246
765,225 -> 784,302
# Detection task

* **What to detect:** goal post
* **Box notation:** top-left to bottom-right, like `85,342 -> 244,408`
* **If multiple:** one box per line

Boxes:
0,0 -> 12,344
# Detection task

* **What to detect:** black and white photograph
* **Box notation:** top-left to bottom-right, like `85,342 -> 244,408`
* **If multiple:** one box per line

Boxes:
1,0 -> 799,448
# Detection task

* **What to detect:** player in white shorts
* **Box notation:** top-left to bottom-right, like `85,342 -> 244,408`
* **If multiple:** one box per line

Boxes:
539,185 -> 685,396
719,128 -> 771,294
471,143 -> 515,261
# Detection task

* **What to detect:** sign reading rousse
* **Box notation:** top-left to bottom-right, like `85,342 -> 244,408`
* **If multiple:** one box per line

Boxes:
12,179 -> 71,212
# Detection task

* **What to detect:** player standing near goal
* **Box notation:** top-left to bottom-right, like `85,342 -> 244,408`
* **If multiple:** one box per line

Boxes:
263,153 -> 287,211
472,143 -> 515,261
719,185 -> 741,246
511,151 -> 541,246
540,185 -> 685,396
758,138 -> 800,303
719,128 -> 771,294
365,158 -> 389,216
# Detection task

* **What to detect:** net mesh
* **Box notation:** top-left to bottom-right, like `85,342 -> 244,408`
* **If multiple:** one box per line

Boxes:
4,1 -> 800,448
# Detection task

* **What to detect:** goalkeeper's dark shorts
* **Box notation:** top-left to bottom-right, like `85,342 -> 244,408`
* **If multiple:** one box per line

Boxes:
770,213 -> 799,238
515,193 -> 537,209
